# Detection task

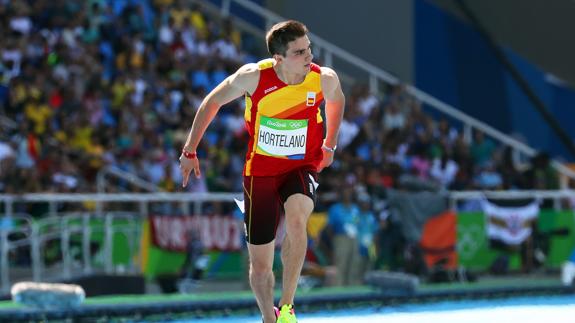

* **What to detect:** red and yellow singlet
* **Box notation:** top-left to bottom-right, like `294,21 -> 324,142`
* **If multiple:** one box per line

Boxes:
243,59 -> 324,176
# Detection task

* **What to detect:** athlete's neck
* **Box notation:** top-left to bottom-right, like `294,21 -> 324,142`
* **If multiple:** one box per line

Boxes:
274,63 -> 306,85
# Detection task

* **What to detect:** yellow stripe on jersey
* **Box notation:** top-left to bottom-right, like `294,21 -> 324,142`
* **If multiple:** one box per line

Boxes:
245,113 -> 259,175
258,58 -> 275,70
257,72 -> 321,117
273,92 -> 323,119
245,95 -> 252,122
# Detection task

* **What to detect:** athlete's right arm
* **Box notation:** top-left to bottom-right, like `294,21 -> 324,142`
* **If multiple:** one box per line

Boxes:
180,63 -> 259,186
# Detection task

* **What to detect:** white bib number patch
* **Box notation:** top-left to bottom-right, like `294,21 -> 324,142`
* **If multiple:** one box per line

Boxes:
256,116 -> 308,159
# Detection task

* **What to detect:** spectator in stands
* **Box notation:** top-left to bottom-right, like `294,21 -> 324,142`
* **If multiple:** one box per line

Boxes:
409,145 -> 431,180
374,200 -> 404,271
434,117 -> 458,148
355,84 -> 379,117
326,187 -> 361,286
474,161 -> 503,190
337,108 -> 360,150
383,101 -> 406,132
356,192 -> 378,280
470,130 -> 496,167
524,152 -> 559,208
497,146 -> 524,189
524,152 -> 559,190
385,83 -> 412,116
430,153 -> 459,190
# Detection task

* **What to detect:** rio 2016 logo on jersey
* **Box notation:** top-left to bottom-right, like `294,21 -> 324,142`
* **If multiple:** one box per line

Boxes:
306,92 -> 316,106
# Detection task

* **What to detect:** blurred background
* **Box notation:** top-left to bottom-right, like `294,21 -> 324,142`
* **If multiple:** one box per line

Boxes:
1,0 -> 575,321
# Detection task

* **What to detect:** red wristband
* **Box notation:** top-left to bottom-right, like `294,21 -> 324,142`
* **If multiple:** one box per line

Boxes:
182,150 -> 197,159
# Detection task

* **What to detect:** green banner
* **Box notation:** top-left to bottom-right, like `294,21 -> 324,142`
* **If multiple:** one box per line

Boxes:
145,247 -> 246,279
457,210 -> 575,270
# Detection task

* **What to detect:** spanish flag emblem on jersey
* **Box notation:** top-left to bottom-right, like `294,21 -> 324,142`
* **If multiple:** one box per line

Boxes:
306,92 -> 316,106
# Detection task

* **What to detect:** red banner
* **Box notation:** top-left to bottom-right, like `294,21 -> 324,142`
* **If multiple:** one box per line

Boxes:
420,210 -> 458,270
149,215 -> 244,252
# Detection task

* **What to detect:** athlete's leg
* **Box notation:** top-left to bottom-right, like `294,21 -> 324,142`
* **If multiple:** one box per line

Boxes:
248,241 -> 277,323
279,193 -> 314,307
243,175 -> 282,322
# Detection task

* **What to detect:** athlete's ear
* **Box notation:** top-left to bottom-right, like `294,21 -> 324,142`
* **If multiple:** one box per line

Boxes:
273,53 -> 283,63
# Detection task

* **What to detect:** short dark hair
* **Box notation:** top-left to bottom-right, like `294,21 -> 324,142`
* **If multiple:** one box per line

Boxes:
266,20 -> 308,56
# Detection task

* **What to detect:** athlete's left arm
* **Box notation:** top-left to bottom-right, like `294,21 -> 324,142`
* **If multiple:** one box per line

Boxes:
319,66 -> 345,171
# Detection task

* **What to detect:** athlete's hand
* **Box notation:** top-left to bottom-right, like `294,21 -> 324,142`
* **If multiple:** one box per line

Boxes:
318,149 -> 334,173
179,154 -> 201,187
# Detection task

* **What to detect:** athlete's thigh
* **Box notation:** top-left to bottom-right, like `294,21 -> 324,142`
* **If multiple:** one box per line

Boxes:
243,175 -> 282,245
278,167 -> 318,207
279,168 -> 317,236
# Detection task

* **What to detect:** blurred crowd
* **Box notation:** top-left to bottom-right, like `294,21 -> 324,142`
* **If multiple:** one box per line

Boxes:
0,0 -> 252,194
321,83 -> 560,197
0,0 -> 561,196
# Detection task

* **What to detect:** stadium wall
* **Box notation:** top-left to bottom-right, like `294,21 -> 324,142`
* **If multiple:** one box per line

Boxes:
414,0 -> 575,161
265,0 -> 414,83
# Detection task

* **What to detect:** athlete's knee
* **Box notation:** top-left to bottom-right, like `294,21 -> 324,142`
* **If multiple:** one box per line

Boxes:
285,215 -> 307,234
285,194 -> 314,216
250,260 -> 273,278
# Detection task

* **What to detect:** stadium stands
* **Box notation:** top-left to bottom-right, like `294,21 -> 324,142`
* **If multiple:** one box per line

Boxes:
0,0 -> 558,199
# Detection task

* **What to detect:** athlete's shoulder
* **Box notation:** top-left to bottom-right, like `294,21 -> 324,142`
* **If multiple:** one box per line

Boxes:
319,66 -> 343,99
236,63 -> 260,79
231,63 -> 260,93
256,58 -> 275,70
319,66 -> 338,79
320,66 -> 341,88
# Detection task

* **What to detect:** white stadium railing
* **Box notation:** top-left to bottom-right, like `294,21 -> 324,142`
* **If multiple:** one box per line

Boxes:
0,192 -> 241,294
96,166 -> 163,193
1,190 -> 574,293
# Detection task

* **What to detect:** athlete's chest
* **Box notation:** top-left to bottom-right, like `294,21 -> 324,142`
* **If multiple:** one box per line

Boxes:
256,84 -> 321,116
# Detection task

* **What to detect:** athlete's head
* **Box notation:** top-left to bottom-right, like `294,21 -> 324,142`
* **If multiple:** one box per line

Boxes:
266,20 -> 308,56
266,20 -> 313,74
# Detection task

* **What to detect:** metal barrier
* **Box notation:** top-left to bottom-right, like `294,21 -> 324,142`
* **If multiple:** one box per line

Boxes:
96,166 -> 162,193
0,214 -> 34,295
450,189 -> 575,210
1,190 -> 573,294
0,211 -> 143,294
0,193 -> 241,294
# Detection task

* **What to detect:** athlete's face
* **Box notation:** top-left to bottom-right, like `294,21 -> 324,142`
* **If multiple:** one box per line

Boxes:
279,35 -> 313,74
